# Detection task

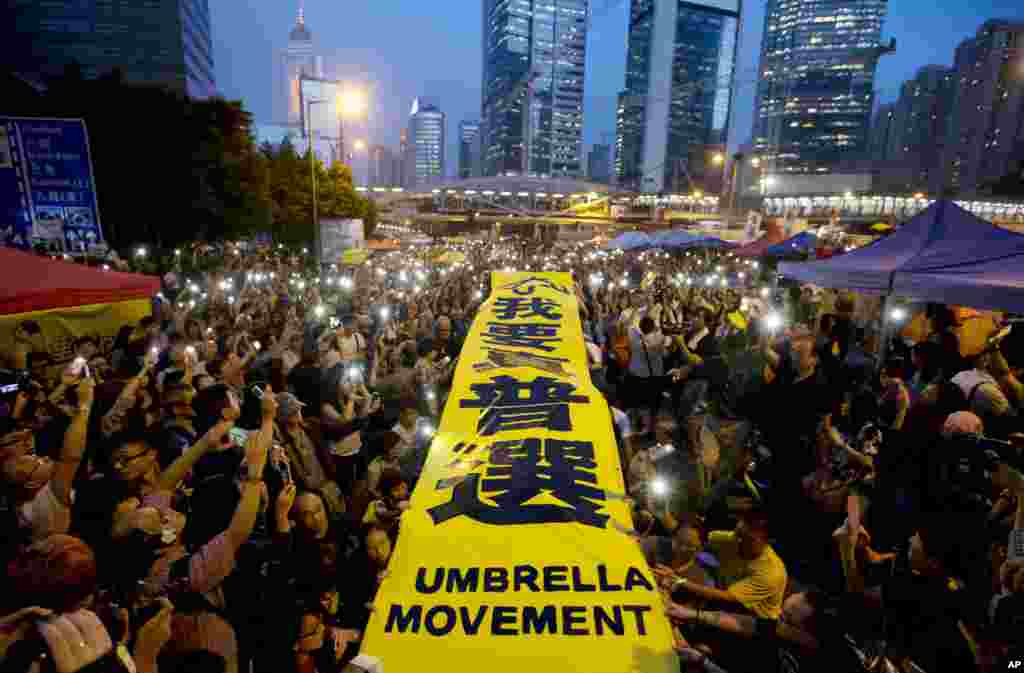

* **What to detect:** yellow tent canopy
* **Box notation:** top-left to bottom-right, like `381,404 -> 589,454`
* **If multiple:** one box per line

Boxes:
437,251 -> 467,265
341,249 -> 372,265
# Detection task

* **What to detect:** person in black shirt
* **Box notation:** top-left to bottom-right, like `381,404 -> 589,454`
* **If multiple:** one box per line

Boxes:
882,512 -> 981,673
287,348 -> 323,410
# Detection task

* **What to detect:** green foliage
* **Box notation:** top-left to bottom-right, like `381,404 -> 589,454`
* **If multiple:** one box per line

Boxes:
16,66 -> 375,249
263,145 -> 378,245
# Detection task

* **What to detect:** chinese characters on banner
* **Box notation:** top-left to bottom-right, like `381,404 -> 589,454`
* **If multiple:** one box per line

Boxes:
360,272 -> 677,673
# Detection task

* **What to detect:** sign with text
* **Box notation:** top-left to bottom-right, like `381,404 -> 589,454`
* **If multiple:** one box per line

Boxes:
320,217 -> 364,264
0,118 -> 103,251
360,272 -> 677,672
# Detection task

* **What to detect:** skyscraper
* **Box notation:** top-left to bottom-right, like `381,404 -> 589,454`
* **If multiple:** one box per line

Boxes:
458,121 -> 482,178
614,0 -> 740,193
277,1 -> 324,127
868,103 -> 896,164
0,0 -> 215,98
399,129 -> 410,188
587,144 -> 612,184
872,66 -> 954,194
752,0 -> 891,176
369,145 -> 397,187
480,0 -> 589,178
941,20 -> 1024,195
408,98 -> 446,188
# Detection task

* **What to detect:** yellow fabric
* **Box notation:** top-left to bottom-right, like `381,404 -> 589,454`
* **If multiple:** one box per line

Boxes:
954,310 -> 1000,358
708,531 -> 787,619
0,298 -> 153,376
726,311 -> 747,331
436,251 -> 467,264
363,500 -> 382,526
342,249 -> 371,265
901,312 -> 931,343
359,272 -> 677,673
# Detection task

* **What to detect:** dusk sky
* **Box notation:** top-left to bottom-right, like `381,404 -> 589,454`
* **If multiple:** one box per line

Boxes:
211,0 -> 1024,181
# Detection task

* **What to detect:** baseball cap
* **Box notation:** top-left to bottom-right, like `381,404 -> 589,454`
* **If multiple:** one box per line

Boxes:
276,392 -> 306,422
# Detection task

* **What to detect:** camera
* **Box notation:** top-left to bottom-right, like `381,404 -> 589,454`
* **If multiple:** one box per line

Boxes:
922,433 -> 1023,511
0,369 -> 32,395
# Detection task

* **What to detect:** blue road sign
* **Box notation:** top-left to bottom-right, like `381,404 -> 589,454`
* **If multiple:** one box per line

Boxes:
0,117 -> 103,252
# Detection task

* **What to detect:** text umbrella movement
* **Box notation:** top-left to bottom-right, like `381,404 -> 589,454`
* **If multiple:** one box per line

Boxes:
360,272 -> 678,672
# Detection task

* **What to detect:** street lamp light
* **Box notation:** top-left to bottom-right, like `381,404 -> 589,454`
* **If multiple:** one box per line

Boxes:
300,76 -> 370,271
339,88 -> 366,119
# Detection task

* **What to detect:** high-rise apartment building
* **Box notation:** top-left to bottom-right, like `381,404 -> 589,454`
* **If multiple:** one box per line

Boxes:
941,20 -> 1024,195
868,103 -> 896,164
408,98 -> 446,188
458,121 -> 482,179
587,144 -> 612,184
480,0 -> 588,178
752,0 -> 891,176
1,0 -> 216,98
369,145 -> 397,187
871,66 -> 954,194
614,0 -> 740,193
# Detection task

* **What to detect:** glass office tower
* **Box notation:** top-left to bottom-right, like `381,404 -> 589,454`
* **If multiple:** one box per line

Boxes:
615,0 -> 740,192
408,98 -> 446,188
481,0 -> 588,178
1,0 -> 216,98
752,0 -> 890,175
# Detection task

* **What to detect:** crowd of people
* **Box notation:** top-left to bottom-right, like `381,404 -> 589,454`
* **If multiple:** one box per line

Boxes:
0,237 -> 1022,673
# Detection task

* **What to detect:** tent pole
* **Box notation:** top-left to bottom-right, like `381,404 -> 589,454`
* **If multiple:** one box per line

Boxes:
877,275 -> 896,374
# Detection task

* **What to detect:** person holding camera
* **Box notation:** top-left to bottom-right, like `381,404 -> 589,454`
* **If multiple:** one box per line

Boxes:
106,389 -> 277,673
2,374 -> 92,543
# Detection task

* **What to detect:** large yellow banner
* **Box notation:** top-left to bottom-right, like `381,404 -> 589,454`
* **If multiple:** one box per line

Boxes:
0,299 -> 152,373
360,272 -> 677,672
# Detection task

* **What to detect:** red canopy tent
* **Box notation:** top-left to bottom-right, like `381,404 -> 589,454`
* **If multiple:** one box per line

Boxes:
0,248 -> 160,315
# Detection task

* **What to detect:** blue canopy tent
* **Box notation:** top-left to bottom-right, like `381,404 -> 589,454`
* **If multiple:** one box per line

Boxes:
779,200 -> 1024,312
606,231 -> 652,251
686,237 -> 736,250
766,231 -> 817,258
651,230 -> 703,249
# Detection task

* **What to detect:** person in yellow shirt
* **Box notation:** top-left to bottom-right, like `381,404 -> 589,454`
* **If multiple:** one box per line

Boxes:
657,509 -> 787,619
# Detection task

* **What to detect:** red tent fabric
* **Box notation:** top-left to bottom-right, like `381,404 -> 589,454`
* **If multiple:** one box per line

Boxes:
734,229 -> 786,258
0,248 -> 160,315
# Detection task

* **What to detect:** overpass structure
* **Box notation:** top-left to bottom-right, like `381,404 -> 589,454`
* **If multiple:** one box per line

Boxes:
763,193 -> 1024,227
358,175 -> 722,214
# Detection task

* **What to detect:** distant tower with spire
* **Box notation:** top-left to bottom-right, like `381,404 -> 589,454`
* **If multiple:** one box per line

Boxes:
277,0 -> 322,126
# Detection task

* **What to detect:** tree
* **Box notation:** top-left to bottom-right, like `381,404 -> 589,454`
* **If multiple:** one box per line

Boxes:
984,166 -> 1024,199
29,70 -> 273,249
262,145 -> 378,245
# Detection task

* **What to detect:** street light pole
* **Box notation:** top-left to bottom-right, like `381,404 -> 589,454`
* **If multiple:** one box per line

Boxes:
299,74 -> 367,270
728,152 -> 744,216
307,98 -> 326,271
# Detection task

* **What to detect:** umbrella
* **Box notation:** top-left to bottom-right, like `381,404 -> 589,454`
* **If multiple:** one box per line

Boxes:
651,230 -> 702,249
765,231 -> 817,258
606,231 -> 652,251
687,237 -> 736,250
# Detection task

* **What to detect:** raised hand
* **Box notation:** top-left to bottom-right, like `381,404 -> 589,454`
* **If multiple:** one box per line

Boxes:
260,385 -> 278,421
36,610 -> 113,673
77,376 -> 95,410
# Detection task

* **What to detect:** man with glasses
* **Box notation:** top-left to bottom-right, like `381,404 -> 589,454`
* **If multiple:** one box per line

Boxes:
1,376 -> 93,541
